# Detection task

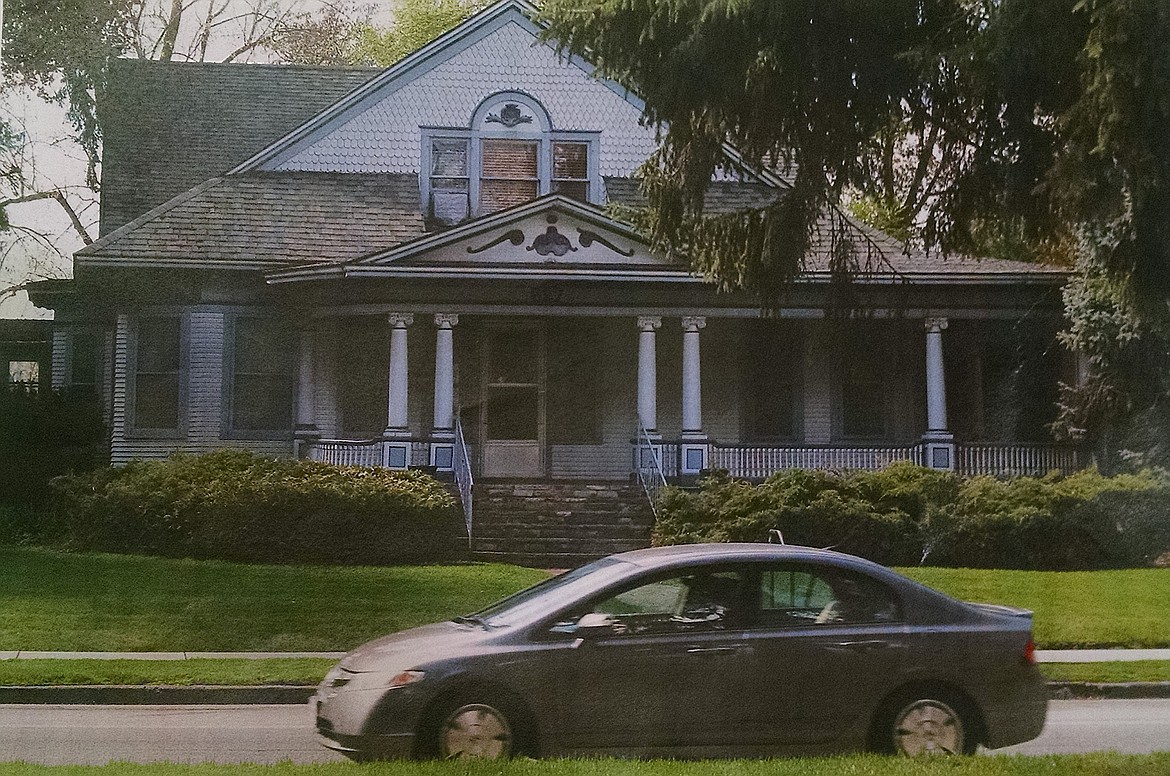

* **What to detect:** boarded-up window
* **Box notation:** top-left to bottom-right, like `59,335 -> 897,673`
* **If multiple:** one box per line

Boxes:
133,317 -> 181,431
231,317 -> 295,433
480,139 -> 538,213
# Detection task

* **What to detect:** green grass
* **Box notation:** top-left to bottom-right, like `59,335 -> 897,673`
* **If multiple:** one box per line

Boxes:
2,755 -> 1170,775
899,567 -> 1170,648
0,658 -> 335,686
0,547 -> 547,652
1041,660 -> 1170,684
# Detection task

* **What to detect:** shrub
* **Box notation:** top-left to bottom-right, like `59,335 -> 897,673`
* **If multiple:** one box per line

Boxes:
48,450 -> 463,565
653,463 -> 1170,569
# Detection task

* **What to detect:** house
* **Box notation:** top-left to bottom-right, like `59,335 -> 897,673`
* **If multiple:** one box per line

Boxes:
31,1 -> 1080,549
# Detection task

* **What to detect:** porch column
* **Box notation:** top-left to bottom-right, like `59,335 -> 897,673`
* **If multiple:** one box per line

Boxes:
637,316 -> 661,433
680,315 -> 708,474
430,313 -> 459,471
923,317 -> 955,470
383,313 -> 413,468
293,325 -> 319,456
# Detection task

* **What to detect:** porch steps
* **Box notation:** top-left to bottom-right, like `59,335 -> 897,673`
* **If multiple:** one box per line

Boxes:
470,481 -> 654,567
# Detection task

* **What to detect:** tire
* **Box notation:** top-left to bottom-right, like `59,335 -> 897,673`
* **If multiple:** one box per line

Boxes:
877,694 -> 976,756
424,694 -> 529,760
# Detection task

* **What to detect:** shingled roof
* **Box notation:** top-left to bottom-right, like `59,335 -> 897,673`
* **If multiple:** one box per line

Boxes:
99,59 -> 377,235
80,172 -> 424,266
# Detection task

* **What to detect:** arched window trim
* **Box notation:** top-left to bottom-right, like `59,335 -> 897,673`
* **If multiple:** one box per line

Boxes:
420,92 -> 601,226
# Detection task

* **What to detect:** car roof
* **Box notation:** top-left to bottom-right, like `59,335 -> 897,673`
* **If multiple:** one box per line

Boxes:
610,542 -> 879,571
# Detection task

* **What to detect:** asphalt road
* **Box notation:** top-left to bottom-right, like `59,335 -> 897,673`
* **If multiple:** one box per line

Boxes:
0,700 -> 1167,765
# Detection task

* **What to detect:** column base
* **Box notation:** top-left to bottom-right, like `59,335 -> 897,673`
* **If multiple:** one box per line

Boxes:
430,430 -> 455,471
381,430 -> 413,469
680,433 -> 709,475
921,432 -> 955,471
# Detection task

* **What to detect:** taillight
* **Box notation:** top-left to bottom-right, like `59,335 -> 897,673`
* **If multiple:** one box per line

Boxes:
1022,638 -> 1036,666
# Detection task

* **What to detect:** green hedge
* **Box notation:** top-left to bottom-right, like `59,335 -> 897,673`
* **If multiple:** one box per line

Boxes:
654,463 -> 1170,569
45,450 -> 463,565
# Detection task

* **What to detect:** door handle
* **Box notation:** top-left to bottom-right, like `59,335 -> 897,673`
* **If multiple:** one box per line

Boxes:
685,644 -> 746,655
828,640 -> 893,653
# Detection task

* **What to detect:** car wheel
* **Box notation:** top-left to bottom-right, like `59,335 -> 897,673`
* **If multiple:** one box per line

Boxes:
880,695 -> 974,756
433,699 -> 518,760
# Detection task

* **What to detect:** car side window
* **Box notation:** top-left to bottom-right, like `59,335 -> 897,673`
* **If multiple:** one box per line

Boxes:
584,570 -> 748,636
755,566 -> 901,628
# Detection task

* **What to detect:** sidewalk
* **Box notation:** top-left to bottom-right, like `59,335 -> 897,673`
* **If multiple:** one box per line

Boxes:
4,649 -> 1170,662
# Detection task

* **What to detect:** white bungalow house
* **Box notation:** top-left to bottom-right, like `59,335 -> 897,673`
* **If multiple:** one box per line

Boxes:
33,1 -> 1079,554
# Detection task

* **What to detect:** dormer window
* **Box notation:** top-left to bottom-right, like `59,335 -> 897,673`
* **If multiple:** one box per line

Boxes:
423,92 -> 599,227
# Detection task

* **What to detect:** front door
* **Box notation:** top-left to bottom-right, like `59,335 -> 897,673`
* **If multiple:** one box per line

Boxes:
481,325 -> 545,478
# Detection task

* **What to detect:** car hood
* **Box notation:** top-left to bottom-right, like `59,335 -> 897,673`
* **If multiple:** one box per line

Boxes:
339,621 -> 490,673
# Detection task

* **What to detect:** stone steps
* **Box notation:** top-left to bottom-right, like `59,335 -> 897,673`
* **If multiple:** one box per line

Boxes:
469,480 -> 654,567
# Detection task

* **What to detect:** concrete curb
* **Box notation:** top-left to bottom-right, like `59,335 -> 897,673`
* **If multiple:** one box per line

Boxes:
0,685 -> 316,705
2,682 -> 1169,705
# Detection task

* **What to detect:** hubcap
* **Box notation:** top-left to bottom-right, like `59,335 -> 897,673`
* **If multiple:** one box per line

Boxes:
893,699 -> 964,755
439,703 -> 513,759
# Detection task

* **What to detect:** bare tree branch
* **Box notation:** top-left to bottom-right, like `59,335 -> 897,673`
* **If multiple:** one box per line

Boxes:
2,191 -> 94,245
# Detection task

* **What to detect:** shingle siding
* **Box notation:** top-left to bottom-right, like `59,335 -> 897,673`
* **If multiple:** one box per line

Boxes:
274,22 -> 658,177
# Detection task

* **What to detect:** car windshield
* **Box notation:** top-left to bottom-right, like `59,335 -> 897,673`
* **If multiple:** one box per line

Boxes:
472,557 -> 635,628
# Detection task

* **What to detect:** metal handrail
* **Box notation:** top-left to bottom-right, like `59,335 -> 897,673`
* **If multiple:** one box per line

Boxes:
635,424 -> 668,517
453,415 -> 474,548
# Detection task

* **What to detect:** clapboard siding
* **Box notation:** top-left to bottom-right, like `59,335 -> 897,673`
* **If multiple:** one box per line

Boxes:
314,321 -> 340,438
50,330 -> 69,390
188,310 -> 224,445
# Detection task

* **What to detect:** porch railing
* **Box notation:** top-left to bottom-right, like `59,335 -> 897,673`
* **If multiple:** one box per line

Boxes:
453,416 -> 474,547
709,444 -> 926,480
634,425 -> 668,516
308,438 -> 384,467
955,444 -> 1084,477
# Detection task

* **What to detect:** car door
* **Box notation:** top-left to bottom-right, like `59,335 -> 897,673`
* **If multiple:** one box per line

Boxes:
562,568 -> 753,752
732,563 -> 910,746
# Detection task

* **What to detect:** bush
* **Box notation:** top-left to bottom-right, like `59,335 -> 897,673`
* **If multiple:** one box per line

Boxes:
47,450 -> 463,565
653,463 -> 1170,569
0,389 -> 108,508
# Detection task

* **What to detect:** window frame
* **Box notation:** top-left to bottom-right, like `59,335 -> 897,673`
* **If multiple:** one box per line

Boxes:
126,313 -> 187,439
420,94 -> 601,225
222,314 -> 297,440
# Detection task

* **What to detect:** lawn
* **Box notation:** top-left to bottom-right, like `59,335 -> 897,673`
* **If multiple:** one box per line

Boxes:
899,567 -> 1170,648
2,755 -> 1170,775
2,546 -> 1168,652
0,547 -> 547,651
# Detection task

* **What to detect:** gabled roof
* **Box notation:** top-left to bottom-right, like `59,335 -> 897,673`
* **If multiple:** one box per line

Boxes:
77,172 -> 424,269
235,0 -> 644,174
99,59 -> 377,235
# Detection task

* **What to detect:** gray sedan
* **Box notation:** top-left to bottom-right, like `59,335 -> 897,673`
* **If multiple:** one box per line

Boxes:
314,543 -> 1047,759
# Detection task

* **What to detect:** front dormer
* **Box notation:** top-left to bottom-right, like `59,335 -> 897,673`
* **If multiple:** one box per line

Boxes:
423,91 -> 600,227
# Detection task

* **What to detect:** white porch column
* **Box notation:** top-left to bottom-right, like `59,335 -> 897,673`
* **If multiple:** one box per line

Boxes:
680,315 -> 708,474
294,325 -> 318,455
430,313 -> 458,471
383,313 -> 414,468
637,316 -> 661,432
923,316 -> 955,470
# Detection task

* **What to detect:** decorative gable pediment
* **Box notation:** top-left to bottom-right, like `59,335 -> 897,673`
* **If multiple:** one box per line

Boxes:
352,196 -> 677,274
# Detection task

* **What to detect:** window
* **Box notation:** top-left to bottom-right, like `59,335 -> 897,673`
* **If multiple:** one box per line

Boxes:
424,93 -> 599,226
548,320 -> 602,444
743,321 -> 802,440
69,331 -> 100,397
229,317 -> 295,434
755,566 -> 900,628
131,316 -> 182,433
7,361 -> 38,390
581,570 -> 749,636
837,332 -> 886,439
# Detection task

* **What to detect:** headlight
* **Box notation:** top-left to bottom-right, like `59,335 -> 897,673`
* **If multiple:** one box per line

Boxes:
386,670 -> 426,688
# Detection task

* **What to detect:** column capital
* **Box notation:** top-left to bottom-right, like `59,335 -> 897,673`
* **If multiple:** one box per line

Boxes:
681,315 -> 707,332
434,313 -> 459,329
388,312 -> 415,328
637,315 -> 662,332
924,316 -> 949,333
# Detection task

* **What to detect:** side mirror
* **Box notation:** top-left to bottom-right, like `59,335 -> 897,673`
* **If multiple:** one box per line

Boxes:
574,611 -> 619,638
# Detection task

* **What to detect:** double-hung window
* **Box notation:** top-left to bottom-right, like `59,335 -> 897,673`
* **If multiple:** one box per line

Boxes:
130,316 -> 184,435
423,93 -> 599,226
227,316 -> 295,436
